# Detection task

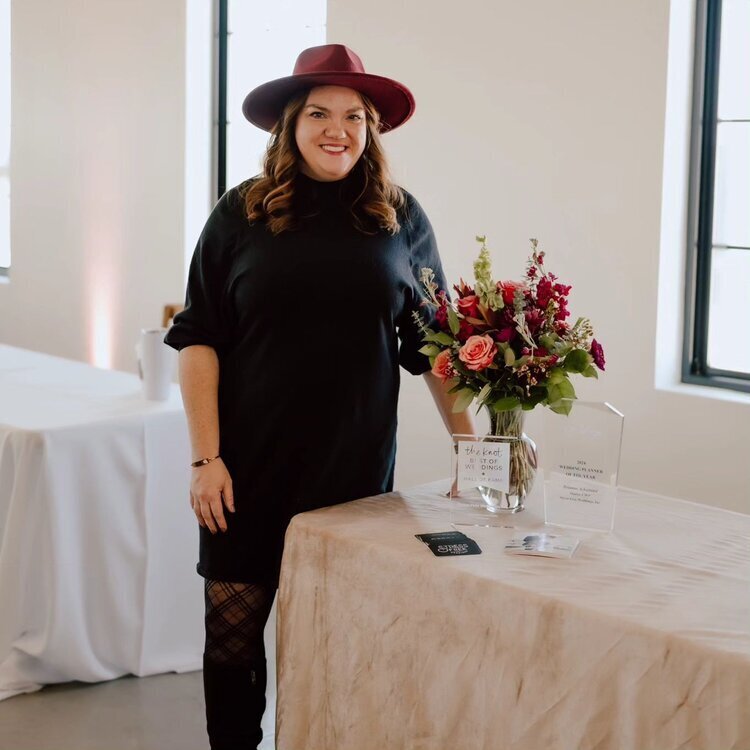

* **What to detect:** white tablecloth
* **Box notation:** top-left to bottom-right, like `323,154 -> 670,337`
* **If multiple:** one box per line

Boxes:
276,480 -> 750,750
0,345 -> 203,700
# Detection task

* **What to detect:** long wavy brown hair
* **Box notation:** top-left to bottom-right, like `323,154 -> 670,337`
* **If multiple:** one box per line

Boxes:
239,88 -> 406,235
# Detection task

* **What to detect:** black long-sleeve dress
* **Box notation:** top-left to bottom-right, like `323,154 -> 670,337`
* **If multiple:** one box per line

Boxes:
165,171 -> 447,587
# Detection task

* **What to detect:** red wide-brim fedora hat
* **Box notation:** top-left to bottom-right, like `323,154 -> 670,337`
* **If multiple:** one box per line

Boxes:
242,44 -> 416,134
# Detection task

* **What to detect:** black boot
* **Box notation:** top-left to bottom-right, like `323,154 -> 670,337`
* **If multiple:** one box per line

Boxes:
203,653 -> 267,750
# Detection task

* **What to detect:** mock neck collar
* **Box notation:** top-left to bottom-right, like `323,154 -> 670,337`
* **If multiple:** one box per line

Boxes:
296,170 -> 350,190
294,168 -> 362,210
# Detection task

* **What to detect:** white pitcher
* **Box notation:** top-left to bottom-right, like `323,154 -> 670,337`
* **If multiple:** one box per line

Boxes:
136,328 -> 176,401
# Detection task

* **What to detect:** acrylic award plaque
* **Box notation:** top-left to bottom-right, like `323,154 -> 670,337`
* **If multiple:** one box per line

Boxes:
539,400 -> 624,532
449,432 -> 535,527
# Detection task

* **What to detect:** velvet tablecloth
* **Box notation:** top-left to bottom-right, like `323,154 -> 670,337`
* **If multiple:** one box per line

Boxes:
276,480 -> 750,750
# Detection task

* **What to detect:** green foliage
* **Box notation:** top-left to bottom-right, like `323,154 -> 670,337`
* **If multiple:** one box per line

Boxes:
521,391 -> 546,410
563,349 -> 591,374
549,398 -> 574,415
491,396 -> 521,412
476,383 -> 493,405
547,376 -> 576,415
473,236 -> 504,311
548,377 -> 576,402
447,307 -> 460,336
421,330 -> 442,344
418,344 -> 441,357
538,333 -> 559,351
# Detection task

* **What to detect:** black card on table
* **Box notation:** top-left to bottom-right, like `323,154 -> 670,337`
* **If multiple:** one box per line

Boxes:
415,531 -> 468,545
415,531 -> 482,556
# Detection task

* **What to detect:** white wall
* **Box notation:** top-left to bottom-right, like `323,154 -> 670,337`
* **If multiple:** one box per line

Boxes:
0,0 -> 186,371
1,0 -> 747,512
326,0 -> 750,512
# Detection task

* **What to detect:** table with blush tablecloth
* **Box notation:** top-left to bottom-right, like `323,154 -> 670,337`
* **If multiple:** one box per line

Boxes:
276,480 -> 750,750
0,345 -> 203,700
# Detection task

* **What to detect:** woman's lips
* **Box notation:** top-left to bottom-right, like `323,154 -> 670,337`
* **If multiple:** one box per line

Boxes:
320,145 -> 347,156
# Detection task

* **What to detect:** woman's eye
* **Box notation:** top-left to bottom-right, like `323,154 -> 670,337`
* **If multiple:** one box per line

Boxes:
308,111 -> 362,121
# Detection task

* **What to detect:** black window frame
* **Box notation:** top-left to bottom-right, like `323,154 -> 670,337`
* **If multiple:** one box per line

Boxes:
683,0 -> 750,393
216,0 -> 228,202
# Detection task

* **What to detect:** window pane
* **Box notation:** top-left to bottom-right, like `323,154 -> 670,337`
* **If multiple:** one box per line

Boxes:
0,0 -> 8,269
0,175 -> 8,269
0,0 -> 8,167
712,121 -> 750,247
225,1 -> 326,191
707,247 -> 750,372
717,0 -> 750,120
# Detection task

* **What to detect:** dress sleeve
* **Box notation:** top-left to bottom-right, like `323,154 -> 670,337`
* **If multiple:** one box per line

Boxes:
164,189 -> 243,354
397,191 -> 450,375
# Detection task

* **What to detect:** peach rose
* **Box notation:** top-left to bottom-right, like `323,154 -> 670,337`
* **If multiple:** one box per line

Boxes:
458,335 -> 497,372
431,349 -> 454,382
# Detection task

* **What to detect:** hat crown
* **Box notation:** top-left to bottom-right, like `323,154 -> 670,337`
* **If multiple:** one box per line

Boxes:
292,44 -> 366,76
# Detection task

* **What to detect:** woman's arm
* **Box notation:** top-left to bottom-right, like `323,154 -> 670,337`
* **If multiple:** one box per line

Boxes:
179,345 -> 234,534
423,371 -> 478,496
422,371 -> 477,436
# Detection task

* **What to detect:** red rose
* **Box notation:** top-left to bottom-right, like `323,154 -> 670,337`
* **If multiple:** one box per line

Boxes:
494,326 -> 516,343
497,280 -> 526,306
590,339 -> 606,371
456,319 -> 475,343
456,295 -> 479,320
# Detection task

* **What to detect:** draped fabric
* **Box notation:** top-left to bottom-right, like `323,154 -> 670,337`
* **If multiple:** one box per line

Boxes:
276,480 -> 750,750
0,345 -> 203,700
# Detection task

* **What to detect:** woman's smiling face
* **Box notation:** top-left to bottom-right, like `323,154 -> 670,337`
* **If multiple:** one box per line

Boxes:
295,85 -> 367,182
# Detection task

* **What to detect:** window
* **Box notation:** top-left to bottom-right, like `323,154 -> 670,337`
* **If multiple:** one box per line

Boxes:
216,0 -> 326,200
684,0 -> 750,392
0,0 -> 10,274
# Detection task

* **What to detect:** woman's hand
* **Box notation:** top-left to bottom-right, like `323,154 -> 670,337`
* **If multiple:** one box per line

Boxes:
190,458 -> 235,534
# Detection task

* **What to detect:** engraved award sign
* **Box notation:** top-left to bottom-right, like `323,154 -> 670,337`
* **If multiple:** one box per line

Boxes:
539,400 -> 624,532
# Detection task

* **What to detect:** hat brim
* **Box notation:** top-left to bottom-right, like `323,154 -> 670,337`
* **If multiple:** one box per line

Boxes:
241,72 -> 415,133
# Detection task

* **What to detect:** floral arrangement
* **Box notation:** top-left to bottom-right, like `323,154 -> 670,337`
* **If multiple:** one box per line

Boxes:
414,236 -> 605,417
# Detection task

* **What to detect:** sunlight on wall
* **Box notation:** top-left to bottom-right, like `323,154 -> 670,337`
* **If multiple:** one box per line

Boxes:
83,147 -> 121,370
89,274 -> 114,369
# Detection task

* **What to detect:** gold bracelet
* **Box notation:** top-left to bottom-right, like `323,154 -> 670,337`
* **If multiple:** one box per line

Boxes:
190,455 -> 220,468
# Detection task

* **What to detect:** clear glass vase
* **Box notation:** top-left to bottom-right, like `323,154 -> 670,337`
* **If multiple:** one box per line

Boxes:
478,406 -> 537,513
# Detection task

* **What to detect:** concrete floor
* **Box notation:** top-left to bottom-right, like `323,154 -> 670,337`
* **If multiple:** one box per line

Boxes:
0,671 -> 277,750
0,604 -> 278,750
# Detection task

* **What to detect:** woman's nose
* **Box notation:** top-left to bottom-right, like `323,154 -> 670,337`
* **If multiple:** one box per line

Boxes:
324,122 -> 346,138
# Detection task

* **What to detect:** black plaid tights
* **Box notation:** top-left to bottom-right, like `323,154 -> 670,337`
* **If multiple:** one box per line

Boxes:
203,580 -> 274,667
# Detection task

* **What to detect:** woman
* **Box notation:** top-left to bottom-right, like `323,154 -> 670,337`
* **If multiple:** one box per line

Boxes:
165,44 -> 475,750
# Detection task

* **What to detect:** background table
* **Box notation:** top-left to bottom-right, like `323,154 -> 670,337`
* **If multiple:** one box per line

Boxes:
0,345 -> 203,700
276,480 -> 750,750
